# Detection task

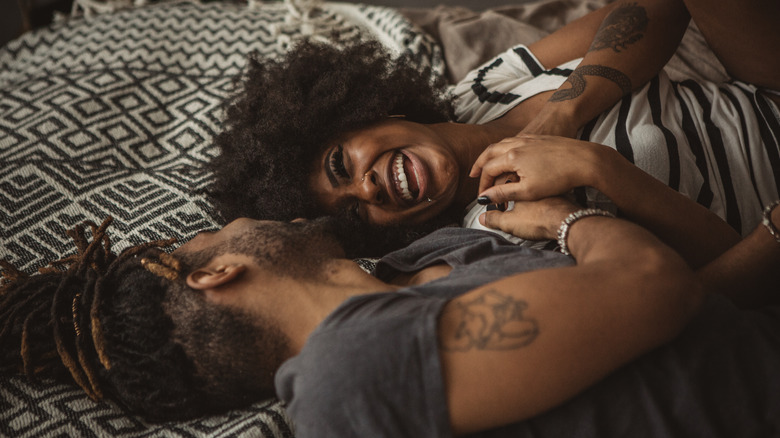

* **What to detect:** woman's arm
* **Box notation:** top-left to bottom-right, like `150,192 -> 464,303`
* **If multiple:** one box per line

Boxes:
470,135 -> 740,269
524,0 -> 690,137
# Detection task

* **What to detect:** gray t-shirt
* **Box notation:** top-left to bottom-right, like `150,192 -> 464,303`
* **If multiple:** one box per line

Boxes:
275,228 -> 780,438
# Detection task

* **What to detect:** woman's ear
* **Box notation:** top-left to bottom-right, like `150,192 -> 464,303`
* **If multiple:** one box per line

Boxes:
186,264 -> 246,290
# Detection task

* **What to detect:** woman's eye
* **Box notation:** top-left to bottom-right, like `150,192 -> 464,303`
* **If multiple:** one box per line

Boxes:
330,145 -> 349,179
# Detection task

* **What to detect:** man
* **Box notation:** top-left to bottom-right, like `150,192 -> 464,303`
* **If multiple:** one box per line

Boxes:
1,197 -> 778,436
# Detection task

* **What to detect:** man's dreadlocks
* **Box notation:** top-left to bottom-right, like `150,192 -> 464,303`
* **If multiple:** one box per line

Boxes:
0,218 -> 278,421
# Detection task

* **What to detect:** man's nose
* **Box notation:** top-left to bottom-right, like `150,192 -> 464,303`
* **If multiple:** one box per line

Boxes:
354,170 -> 383,204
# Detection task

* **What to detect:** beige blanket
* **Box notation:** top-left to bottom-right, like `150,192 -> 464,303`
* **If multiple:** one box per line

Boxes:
401,0 -> 728,85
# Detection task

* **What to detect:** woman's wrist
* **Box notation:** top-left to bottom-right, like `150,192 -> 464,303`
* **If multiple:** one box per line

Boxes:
526,100 -> 584,137
582,141 -> 619,192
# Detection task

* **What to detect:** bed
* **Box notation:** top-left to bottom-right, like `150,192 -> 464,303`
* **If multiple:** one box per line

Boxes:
0,0 -> 726,435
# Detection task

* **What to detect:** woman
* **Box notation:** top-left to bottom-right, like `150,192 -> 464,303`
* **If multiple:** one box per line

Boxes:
209,0 -> 779,259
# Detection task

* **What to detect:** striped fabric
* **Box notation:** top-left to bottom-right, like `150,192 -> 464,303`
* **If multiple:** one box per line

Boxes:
454,45 -> 780,236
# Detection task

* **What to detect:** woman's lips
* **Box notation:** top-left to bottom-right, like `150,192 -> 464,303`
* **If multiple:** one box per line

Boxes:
388,150 -> 428,205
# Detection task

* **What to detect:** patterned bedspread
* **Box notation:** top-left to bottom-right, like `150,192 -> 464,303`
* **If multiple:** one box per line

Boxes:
0,2 -> 442,435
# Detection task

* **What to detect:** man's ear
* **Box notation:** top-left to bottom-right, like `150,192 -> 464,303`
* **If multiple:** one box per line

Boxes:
186,264 -> 247,290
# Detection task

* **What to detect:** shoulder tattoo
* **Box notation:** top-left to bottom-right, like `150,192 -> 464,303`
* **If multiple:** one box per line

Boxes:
550,65 -> 632,102
441,289 -> 539,352
590,2 -> 648,53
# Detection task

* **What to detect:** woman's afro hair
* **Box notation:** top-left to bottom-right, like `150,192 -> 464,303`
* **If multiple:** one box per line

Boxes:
208,38 -> 453,224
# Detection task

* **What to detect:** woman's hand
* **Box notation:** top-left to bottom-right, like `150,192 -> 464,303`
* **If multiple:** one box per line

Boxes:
473,135 -> 741,269
479,197 -> 579,241
470,134 -> 605,204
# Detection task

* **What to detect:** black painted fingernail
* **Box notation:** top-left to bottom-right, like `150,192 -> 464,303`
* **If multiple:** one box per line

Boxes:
505,179 -> 512,184
477,196 -> 491,205
486,204 -> 499,211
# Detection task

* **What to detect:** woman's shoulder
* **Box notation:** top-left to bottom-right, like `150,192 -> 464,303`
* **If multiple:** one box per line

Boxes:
452,45 -> 579,124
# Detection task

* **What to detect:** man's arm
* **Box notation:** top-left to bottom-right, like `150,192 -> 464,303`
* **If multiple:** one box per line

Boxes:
438,199 -> 702,435
471,135 -> 740,269
697,202 -> 780,308
523,0 -> 690,137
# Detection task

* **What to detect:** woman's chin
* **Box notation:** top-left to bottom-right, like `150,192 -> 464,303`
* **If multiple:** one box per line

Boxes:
406,191 -> 458,225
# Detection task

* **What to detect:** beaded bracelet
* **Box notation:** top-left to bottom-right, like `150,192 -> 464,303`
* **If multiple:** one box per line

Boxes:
761,200 -> 780,243
557,208 -> 616,256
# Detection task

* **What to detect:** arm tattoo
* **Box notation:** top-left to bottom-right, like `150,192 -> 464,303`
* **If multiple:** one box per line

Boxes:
549,65 -> 632,102
441,289 -> 538,352
589,2 -> 648,53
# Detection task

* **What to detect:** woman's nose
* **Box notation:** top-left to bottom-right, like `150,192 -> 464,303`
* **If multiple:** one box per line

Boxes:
355,170 -> 383,204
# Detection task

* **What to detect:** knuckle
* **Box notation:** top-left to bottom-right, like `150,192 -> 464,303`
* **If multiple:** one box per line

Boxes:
506,149 -> 521,161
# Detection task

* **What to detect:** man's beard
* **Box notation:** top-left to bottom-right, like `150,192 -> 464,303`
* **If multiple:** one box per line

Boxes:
176,217 -> 349,280
222,217 -> 347,280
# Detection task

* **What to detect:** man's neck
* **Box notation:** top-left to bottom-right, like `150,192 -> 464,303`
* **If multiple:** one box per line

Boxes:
283,260 -> 453,355
388,263 -> 454,287
281,259 -> 400,354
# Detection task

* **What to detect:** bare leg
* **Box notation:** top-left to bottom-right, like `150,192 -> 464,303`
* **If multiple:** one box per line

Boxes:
684,0 -> 780,104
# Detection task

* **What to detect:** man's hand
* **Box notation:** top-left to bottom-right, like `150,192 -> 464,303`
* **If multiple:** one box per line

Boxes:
472,134 -> 740,270
441,197 -> 702,435
479,197 -> 579,241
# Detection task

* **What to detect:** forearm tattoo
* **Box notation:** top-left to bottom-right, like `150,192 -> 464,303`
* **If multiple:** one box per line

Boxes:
589,2 -> 648,53
549,65 -> 632,102
441,289 -> 539,352
548,3 -> 644,102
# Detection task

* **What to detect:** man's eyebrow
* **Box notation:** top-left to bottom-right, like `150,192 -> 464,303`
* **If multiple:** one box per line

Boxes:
324,147 -> 338,188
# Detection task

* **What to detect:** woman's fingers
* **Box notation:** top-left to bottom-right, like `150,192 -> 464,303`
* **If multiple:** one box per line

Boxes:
469,134 -> 533,177
479,182 -> 528,205
469,142 -> 505,177
477,150 -> 526,194
473,135 -> 600,206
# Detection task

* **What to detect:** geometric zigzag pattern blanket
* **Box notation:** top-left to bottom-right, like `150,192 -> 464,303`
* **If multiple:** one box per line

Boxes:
0,2 -> 443,435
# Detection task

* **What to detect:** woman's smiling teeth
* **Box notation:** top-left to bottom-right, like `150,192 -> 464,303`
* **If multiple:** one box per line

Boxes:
393,152 -> 419,201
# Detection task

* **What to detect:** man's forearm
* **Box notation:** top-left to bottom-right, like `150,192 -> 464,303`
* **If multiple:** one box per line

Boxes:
441,204 -> 701,435
586,143 -> 741,268
697,202 -> 780,308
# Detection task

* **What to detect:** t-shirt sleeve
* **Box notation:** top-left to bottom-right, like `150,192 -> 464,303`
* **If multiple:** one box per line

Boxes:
452,44 -> 579,124
275,292 -> 453,438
